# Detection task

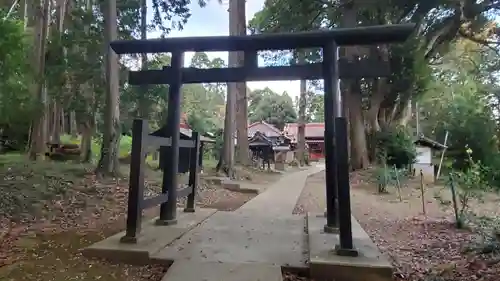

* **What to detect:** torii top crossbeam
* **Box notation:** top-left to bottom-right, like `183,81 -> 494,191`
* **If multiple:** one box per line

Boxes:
110,23 -> 415,54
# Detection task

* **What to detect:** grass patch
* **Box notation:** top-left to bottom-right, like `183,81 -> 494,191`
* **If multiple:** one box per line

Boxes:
0,153 -> 94,221
0,152 -> 166,221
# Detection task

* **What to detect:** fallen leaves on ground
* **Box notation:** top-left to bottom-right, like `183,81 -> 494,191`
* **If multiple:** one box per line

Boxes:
298,171 -> 500,281
0,158 -> 262,280
283,272 -> 315,281
364,217 -> 500,281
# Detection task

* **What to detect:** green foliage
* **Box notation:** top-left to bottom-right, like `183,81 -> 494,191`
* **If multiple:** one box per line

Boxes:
210,129 -> 224,160
444,153 -> 490,229
418,38 -> 500,187
60,134 -> 132,161
119,52 -> 226,136
388,40 -> 433,107
0,17 -> 34,127
186,112 -> 215,135
306,92 -> 324,122
375,126 -> 417,168
374,164 -> 408,194
436,92 -> 498,171
374,165 -> 391,193
248,87 -> 297,130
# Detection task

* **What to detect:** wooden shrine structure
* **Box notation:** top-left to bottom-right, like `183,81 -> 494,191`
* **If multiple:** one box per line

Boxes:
111,23 -> 414,256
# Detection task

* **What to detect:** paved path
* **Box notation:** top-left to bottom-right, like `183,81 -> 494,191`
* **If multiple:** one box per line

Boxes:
236,165 -> 324,216
85,165 -> 326,281
84,162 -> 390,281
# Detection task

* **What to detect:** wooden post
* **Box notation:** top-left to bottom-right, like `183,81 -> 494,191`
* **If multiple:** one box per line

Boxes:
322,40 -> 339,233
120,119 -> 146,243
157,51 -> 184,226
420,170 -> 426,215
449,174 -> 462,228
436,131 -> 449,180
335,116 -> 357,256
394,165 -> 402,202
185,132 -> 200,213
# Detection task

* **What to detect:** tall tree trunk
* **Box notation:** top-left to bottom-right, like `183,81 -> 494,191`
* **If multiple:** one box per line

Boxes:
395,99 -> 412,126
96,0 -> 121,176
339,0 -> 369,169
70,111 -> 77,136
51,0 -> 67,145
23,1 -> 35,151
81,120 -> 93,162
60,108 -> 66,134
297,77 -> 307,166
366,76 -> 387,132
217,0 -> 238,177
48,102 -> 54,141
233,0 -> 249,166
347,81 -> 369,169
138,0 -> 149,118
21,0 -> 30,29
366,77 -> 387,161
52,103 -> 62,143
28,0 -> 50,160
79,0 -> 94,163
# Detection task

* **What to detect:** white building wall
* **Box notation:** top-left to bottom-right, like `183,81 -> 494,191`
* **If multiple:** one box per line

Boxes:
415,146 -> 434,182
416,146 -> 432,164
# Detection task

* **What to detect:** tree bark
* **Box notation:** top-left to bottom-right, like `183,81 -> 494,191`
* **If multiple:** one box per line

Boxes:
60,108 -> 66,134
138,0 -> 149,118
79,0 -> 94,163
297,77 -> 307,166
217,0 -> 238,177
74,76 -> 95,163
96,0 -> 121,176
230,0 -> 249,166
28,0 -> 50,160
21,0 -> 30,29
339,0 -> 369,169
81,120 -> 93,162
52,103 -> 62,143
366,79 -> 385,133
70,111 -> 78,136
397,99 -> 413,126
347,81 -> 369,169
233,0 -> 249,166
50,0 -> 67,145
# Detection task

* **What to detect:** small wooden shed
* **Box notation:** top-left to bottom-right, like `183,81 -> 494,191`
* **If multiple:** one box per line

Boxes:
413,136 -> 446,181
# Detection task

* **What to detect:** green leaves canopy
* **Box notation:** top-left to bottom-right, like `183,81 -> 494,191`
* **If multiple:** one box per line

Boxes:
248,87 -> 297,130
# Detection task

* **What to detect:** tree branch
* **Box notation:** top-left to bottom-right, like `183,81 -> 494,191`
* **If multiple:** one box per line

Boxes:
458,28 -> 500,56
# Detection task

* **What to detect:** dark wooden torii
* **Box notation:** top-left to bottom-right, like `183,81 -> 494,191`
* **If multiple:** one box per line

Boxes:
111,23 -> 414,256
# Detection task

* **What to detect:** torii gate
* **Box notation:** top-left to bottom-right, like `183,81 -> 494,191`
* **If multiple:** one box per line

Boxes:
111,23 -> 414,256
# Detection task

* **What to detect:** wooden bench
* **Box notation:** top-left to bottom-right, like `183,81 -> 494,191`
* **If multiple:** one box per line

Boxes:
45,143 -> 81,161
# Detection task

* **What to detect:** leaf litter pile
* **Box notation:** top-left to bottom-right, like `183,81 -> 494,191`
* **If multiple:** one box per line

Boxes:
0,156 -> 260,280
296,170 -> 500,281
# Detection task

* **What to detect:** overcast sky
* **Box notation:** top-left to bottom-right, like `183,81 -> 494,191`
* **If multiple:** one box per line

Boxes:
146,0 -> 301,98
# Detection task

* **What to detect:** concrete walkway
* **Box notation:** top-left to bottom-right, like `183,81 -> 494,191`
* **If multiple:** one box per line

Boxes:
84,163 -> 394,281
153,166 -> 325,281
236,165 -> 324,216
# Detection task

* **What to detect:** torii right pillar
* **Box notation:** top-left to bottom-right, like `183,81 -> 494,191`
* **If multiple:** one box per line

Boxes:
323,40 -> 357,256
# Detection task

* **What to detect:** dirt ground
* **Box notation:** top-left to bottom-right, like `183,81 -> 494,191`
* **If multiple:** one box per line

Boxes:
0,158 -> 288,281
295,170 -> 500,281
